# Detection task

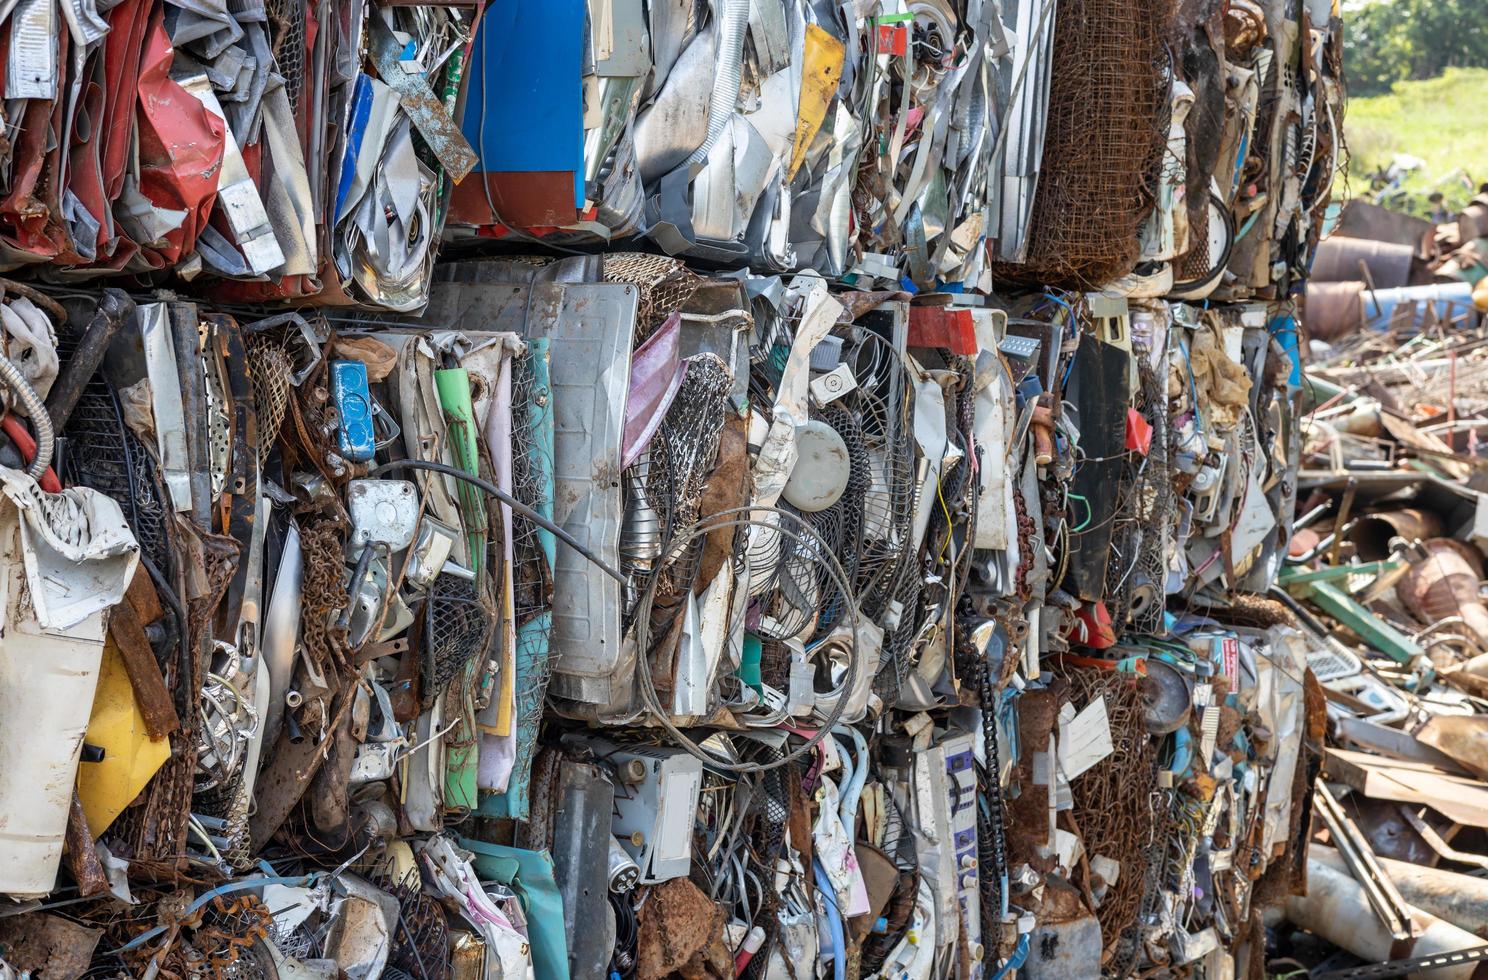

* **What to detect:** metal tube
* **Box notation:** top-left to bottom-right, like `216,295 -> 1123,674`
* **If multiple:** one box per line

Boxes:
1349,507 -> 1445,562
1313,784 -> 1413,941
1314,844 -> 1488,940
1287,858 -> 1482,979
44,288 -> 133,431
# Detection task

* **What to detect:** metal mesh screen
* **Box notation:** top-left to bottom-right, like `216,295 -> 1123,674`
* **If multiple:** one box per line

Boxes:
603,251 -> 706,341
995,0 -> 1175,288
845,331 -> 917,625
266,0 -> 307,115
423,572 -> 493,700
509,348 -> 553,627
62,384 -> 174,578
643,353 -> 733,601
1175,199 -> 1212,282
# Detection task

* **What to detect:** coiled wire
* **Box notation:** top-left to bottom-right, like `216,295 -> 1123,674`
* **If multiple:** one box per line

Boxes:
630,506 -> 861,774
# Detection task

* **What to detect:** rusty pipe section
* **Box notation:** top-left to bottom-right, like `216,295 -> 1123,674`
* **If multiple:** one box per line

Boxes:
1400,539 -> 1488,648
1349,508 -> 1445,561
44,288 -> 134,432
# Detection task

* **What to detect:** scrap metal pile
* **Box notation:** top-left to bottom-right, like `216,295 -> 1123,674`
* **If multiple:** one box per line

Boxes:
0,1 -> 1344,978
1243,197 -> 1488,976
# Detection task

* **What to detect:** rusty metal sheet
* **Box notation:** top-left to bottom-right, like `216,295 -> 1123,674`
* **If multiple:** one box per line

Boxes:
1332,199 -> 1436,253
1416,715 -> 1488,782
0,913 -> 102,979
368,17 -> 479,182
1311,236 -> 1418,288
448,170 -> 580,228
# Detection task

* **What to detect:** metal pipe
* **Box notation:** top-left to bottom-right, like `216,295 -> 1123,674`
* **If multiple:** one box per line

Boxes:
1348,508 -> 1445,562
1287,858 -> 1482,979
1314,843 -> 1488,939
1401,540 -> 1488,648
1313,784 -> 1412,941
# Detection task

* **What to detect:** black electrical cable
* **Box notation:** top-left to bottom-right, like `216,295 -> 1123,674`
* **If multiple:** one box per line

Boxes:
367,458 -> 626,584
609,892 -> 638,979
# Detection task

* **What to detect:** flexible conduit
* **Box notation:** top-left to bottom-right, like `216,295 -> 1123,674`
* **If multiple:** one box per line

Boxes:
0,355 -> 52,479
684,0 -> 749,167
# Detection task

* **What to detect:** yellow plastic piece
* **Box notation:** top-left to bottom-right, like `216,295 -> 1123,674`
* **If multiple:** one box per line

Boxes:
76,638 -> 171,837
788,24 -> 846,181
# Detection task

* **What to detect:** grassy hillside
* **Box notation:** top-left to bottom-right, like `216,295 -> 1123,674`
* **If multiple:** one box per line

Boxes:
1343,66 -> 1488,216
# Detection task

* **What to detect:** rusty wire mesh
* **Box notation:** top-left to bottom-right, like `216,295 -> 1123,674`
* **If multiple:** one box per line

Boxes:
1175,201 -> 1211,282
1052,664 -> 1158,964
603,251 -> 706,341
995,0 -> 1175,288
246,340 -> 292,465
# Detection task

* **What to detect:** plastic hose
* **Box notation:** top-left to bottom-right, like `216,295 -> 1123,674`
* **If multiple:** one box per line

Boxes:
813,857 -> 847,980
0,354 -> 51,479
833,725 -> 869,834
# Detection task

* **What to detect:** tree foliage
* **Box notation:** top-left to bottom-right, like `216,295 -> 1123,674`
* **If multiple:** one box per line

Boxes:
1344,0 -> 1488,96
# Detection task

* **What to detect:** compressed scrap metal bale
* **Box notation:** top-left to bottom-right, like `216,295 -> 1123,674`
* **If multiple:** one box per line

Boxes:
993,0 -> 1176,288
0,1 -> 1344,978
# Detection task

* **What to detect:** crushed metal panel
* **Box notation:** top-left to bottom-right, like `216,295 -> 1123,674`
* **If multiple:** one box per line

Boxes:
549,760 -> 618,978
366,17 -> 478,182
409,281 -> 635,706
178,73 -> 286,275
519,284 -> 636,705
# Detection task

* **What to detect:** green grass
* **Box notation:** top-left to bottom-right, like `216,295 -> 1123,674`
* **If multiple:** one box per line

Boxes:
1343,66 -> 1488,217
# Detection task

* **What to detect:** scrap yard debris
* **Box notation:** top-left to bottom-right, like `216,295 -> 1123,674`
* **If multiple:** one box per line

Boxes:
0,0 -> 1443,978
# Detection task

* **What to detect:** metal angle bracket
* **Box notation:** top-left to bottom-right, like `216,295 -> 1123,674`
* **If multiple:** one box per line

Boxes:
1314,783 -> 1414,943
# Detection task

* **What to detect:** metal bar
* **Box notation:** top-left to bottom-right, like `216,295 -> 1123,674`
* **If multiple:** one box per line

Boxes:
1328,477 -> 1358,567
1313,944 -> 1488,979
1314,784 -> 1414,942
1278,561 -> 1405,586
45,288 -> 133,431
1296,580 -> 1425,664
1398,806 -> 1488,874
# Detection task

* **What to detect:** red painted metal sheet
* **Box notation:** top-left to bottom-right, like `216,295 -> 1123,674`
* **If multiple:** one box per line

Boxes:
908,306 -> 979,355
133,6 -> 226,268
